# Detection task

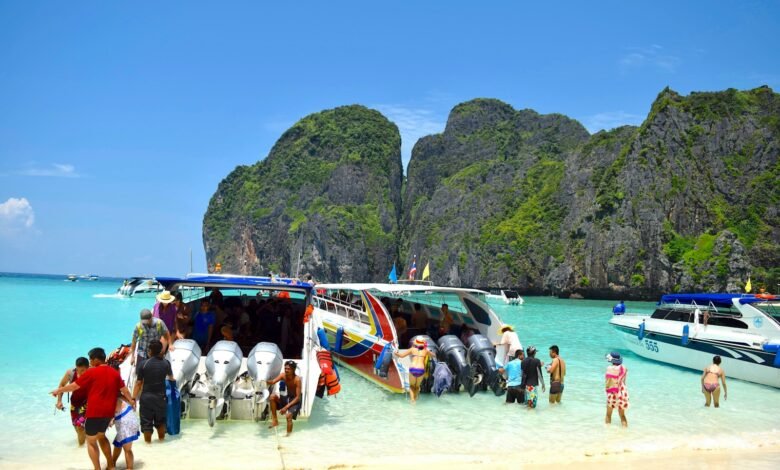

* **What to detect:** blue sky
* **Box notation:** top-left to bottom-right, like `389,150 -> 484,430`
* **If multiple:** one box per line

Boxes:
1,1 -> 778,277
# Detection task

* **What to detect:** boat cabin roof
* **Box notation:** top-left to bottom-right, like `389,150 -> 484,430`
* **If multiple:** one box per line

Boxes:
157,273 -> 314,296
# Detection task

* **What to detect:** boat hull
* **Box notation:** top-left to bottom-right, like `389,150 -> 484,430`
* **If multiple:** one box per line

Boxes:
321,320 -> 406,394
611,324 -> 780,388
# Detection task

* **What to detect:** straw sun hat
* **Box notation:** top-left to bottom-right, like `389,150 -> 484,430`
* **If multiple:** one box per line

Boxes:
156,290 -> 176,304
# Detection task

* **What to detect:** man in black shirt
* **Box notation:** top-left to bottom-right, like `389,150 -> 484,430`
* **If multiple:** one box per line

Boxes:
520,346 -> 546,409
132,340 -> 173,443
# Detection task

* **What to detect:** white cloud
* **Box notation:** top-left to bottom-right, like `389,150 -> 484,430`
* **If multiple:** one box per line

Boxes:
374,104 -> 446,168
619,45 -> 681,74
0,197 -> 35,236
17,163 -> 80,178
581,111 -> 645,133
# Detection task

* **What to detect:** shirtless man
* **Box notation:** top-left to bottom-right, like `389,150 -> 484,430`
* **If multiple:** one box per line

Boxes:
394,337 -> 436,403
269,361 -> 302,436
547,345 -> 566,404
701,355 -> 727,407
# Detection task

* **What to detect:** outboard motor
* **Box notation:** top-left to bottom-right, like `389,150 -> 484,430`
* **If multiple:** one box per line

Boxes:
467,334 -> 503,396
436,335 -> 471,393
409,335 -> 438,394
204,340 -> 243,427
246,342 -> 283,421
169,339 -> 201,393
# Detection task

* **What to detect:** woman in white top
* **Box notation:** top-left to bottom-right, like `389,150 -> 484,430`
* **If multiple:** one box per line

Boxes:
495,325 -> 522,366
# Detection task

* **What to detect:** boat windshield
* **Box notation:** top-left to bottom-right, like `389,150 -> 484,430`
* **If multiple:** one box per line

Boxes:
650,303 -> 748,329
753,302 -> 780,326
504,290 -> 520,299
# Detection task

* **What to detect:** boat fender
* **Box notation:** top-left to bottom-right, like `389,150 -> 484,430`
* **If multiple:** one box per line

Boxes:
681,324 -> 690,346
317,350 -> 334,375
375,343 -> 393,378
637,321 -> 646,341
334,326 -> 345,354
317,327 -> 331,350
775,352 -> 780,368
165,379 -> 181,435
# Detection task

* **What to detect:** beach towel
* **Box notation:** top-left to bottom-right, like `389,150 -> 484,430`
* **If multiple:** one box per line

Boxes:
432,362 -> 453,397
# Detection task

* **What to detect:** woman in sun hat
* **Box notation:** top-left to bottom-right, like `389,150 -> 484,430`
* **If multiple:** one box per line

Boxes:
394,336 -> 436,403
154,290 -> 177,333
494,324 -> 523,366
605,351 -> 629,427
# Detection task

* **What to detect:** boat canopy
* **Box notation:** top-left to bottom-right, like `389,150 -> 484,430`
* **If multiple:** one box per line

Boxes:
660,293 -> 770,309
156,273 -> 313,295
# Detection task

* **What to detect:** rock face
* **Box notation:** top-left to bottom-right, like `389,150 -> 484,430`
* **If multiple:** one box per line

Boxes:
203,87 -> 780,298
203,105 -> 402,281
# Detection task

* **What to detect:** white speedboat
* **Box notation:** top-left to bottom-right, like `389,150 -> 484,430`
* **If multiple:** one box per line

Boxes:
117,277 -> 163,297
66,274 -> 78,282
313,283 -> 505,396
609,293 -> 780,388
485,289 -> 524,305
118,273 -> 326,427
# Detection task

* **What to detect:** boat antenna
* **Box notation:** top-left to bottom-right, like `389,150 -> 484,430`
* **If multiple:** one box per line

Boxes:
189,248 -> 193,274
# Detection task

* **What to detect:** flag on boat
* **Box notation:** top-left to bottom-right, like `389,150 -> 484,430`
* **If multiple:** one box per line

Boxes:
408,256 -> 417,280
745,277 -> 752,293
388,264 -> 398,283
422,262 -> 430,281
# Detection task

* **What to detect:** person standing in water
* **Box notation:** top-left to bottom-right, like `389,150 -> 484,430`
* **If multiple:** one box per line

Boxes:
521,346 -> 545,409
394,337 -> 436,403
54,357 -> 90,446
605,351 -> 629,427
701,355 -> 727,407
547,345 -> 566,404
268,360 -> 302,436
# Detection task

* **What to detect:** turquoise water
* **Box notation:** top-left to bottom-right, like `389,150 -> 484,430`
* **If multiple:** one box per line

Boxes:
1,273 -> 778,468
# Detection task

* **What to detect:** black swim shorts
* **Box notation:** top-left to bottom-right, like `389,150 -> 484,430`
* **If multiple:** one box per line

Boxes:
506,385 -> 525,404
84,417 -> 112,436
279,396 -> 300,419
140,394 -> 167,433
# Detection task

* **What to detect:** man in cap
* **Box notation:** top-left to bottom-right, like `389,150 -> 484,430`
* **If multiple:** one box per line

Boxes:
130,308 -> 171,365
520,346 -> 545,409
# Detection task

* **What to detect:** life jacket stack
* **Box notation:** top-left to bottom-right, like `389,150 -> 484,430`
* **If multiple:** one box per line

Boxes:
107,344 -> 131,370
316,349 -> 341,397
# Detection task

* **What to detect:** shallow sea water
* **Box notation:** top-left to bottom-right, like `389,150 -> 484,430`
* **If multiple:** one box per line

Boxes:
0,273 -> 778,469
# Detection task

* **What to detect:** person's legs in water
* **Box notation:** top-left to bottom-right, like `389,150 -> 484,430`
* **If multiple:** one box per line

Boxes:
618,408 -> 628,427
409,375 -> 421,403
156,423 -> 166,441
121,442 -> 134,469
605,405 -> 613,424
703,387 -> 712,407
96,433 -> 113,469
285,410 -> 293,436
269,395 -> 280,428
712,386 -> 721,408
111,445 -> 122,467
75,425 -> 86,446
85,435 -> 101,470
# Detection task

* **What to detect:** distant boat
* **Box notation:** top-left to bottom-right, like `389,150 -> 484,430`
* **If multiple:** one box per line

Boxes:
117,277 -> 163,297
485,289 -> 524,306
88,274 -> 99,281
66,274 -> 78,282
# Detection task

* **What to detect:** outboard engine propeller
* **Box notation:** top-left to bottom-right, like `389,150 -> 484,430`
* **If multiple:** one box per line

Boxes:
436,335 -> 471,393
204,340 -> 243,427
409,335 -> 438,394
246,342 -> 283,421
467,334 -> 503,396
169,339 -> 201,393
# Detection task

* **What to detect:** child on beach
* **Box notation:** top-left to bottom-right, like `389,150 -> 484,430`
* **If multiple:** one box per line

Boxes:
111,396 -> 139,469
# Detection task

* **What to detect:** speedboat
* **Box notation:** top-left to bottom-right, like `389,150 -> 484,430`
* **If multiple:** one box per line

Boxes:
313,283 -> 505,396
609,293 -> 780,388
485,289 -> 524,305
117,277 -> 163,297
66,274 -> 78,282
119,273 -> 327,428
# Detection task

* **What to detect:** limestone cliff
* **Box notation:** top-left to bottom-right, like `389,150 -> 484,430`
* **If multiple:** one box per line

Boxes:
203,105 -> 402,281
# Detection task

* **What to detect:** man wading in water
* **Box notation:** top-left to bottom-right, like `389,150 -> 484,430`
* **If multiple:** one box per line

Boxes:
269,361 -> 302,436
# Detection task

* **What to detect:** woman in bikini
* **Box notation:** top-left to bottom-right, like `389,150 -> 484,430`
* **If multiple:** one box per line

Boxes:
701,355 -> 727,407
395,337 -> 436,403
605,351 -> 629,427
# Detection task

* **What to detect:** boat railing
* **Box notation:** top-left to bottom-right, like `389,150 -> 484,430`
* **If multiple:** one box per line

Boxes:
313,294 -> 370,325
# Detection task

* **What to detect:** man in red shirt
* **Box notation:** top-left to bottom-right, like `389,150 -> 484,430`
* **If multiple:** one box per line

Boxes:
52,347 -> 134,470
